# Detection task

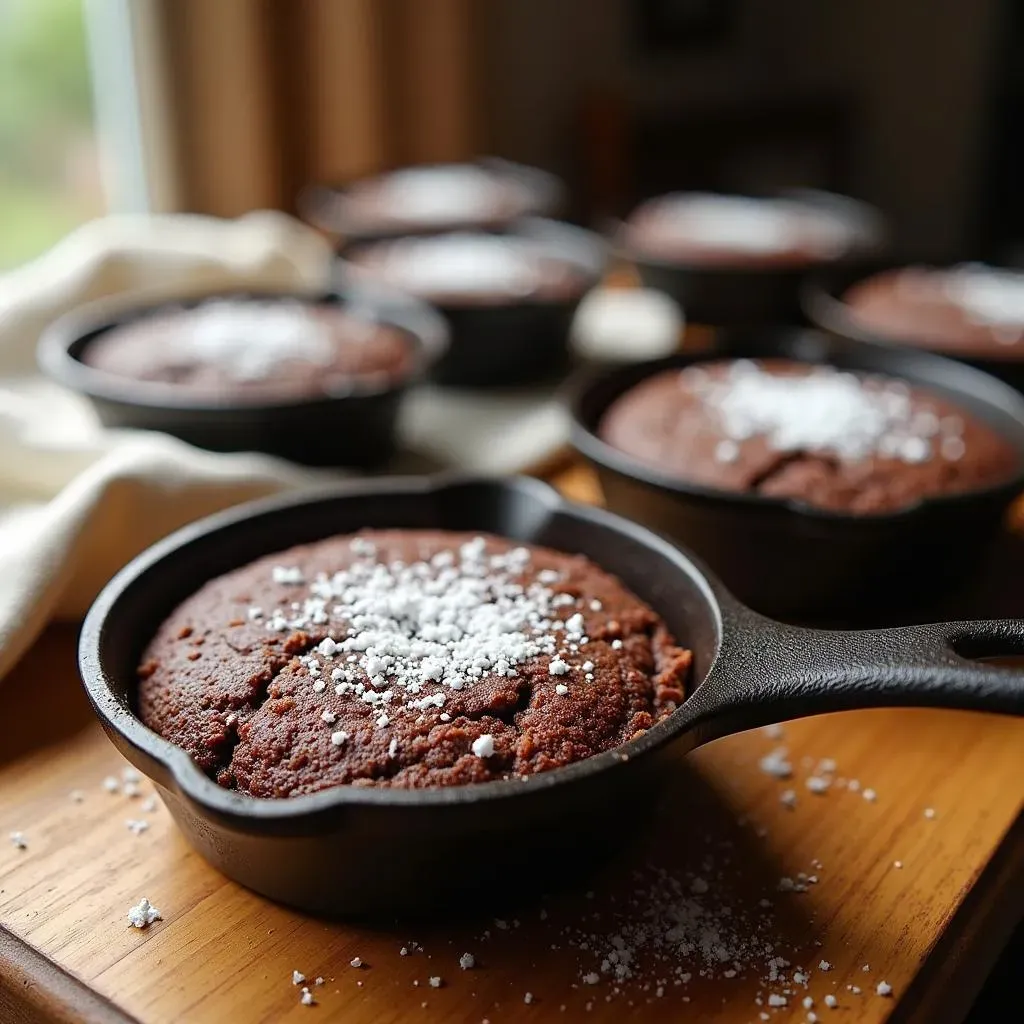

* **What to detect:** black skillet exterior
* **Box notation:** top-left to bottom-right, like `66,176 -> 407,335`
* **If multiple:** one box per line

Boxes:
340,218 -> 608,388
37,285 -> 447,469
78,477 -> 727,917
615,190 -> 885,328
803,261 -> 1024,393
569,330 -> 1024,622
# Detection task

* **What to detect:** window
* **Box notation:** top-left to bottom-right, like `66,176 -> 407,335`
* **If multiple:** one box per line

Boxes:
0,0 -> 104,268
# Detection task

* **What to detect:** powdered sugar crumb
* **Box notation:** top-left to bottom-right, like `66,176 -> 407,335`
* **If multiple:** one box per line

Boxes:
126,898 -> 161,928
472,734 -> 495,758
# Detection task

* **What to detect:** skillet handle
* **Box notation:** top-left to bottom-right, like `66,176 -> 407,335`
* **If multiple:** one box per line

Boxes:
685,616 -> 1024,744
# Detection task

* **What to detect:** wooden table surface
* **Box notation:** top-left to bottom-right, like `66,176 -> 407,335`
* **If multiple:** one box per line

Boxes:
2,465 -> 1024,1024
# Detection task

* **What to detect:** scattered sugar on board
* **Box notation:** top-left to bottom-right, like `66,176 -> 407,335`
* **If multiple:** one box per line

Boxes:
759,748 -> 792,778
126,898 -> 161,929
300,987 -> 315,1006
876,981 -> 893,996
292,971 -> 305,985
9,831 -> 27,849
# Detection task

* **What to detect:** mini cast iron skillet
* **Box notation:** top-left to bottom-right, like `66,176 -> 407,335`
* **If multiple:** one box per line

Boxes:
570,330 -> 1024,622
37,275 -> 448,469
803,260 -> 1024,392
80,476 -> 1024,917
341,217 -> 608,388
613,190 -> 885,328
298,157 -> 565,246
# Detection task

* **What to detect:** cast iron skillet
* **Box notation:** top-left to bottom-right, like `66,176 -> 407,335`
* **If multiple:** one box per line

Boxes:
611,189 -> 885,328
80,476 -> 1024,918
340,217 -> 608,388
298,157 -> 565,247
803,260 -> 1024,392
37,274 -> 448,469
569,329 -> 1024,622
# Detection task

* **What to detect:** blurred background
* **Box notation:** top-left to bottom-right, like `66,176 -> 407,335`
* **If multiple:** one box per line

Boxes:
2,0 -> 1023,271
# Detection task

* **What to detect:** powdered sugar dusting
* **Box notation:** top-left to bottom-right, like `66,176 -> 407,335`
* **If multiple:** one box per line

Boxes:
947,264 -> 1024,327
373,234 -> 542,296
692,361 -> 961,464
264,536 -> 593,741
175,300 -> 338,381
659,193 -> 851,256
375,165 -> 503,224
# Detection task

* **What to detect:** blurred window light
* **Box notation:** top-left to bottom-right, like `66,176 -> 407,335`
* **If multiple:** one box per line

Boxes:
0,0 -> 152,269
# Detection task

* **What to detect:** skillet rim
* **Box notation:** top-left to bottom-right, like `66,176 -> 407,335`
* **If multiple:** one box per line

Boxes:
79,473 -> 733,825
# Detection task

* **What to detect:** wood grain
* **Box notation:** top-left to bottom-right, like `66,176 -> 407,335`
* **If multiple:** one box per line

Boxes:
1,473 -> 1023,1024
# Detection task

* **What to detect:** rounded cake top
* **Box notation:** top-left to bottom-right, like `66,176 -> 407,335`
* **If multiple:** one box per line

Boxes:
80,297 -> 414,402
137,530 -> 690,795
623,192 -> 868,267
599,359 -> 1019,513
842,263 -> 1024,357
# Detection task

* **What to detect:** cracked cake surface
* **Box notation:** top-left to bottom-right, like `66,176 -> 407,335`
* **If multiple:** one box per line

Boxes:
137,530 -> 691,796
598,359 -> 1018,514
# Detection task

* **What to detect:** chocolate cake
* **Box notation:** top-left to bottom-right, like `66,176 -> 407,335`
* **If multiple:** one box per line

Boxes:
599,359 -> 1018,513
345,232 -> 590,306
841,264 -> 1024,357
332,163 -> 541,236
621,193 -> 867,268
137,530 -> 691,796
81,298 -> 414,403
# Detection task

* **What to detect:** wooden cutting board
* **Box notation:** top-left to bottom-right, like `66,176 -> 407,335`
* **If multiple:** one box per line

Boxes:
2,465 -> 1023,1024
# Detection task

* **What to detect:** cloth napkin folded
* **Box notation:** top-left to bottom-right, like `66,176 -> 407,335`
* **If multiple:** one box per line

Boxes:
0,211 -> 336,681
